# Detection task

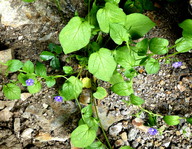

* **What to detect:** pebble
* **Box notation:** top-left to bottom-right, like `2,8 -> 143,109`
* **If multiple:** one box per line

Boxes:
0,108 -> 13,121
128,128 -> 139,141
109,123 -> 123,136
14,118 -> 20,137
120,132 -> 128,142
114,139 -> 124,147
21,128 -> 33,140
21,93 -> 32,101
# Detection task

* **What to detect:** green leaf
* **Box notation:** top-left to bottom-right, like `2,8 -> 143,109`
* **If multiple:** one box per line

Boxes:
35,62 -> 47,77
110,23 -> 129,45
144,58 -> 160,74
22,0 -> 35,2
27,81 -> 41,94
81,104 -> 93,119
97,2 -> 126,33
105,0 -> 120,5
109,71 -> 124,85
111,81 -> 133,96
147,114 -> 157,126
124,0 -> 154,13
175,37 -> 192,53
71,124 -> 96,148
18,73 -> 36,86
63,66 -> 73,75
136,38 -> 148,56
120,146 -> 134,149
130,94 -> 144,105
114,46 -> 135,69
45,77 -> 56,88
18,73 -> 28,85
3,83 -> 21,100
6,60 -> 23,72
60,76 -> 83,100
59,17 -> 92,54
48,43 -> 63,54
186,117 -> 192,124
179,19 -> 192,37
149,38 -> 169,55
81,105 -> 98,131
88,48 -> 116,81
50,57 -> 60,69
40,51 -> 55,61
93,87 -> 108,99
124,68 -> 137,79
22,60 -> 34,73
163,115 -> 180,126
125,13 -> 155,39
86,2 -> 99,27
85,141 -> 105,149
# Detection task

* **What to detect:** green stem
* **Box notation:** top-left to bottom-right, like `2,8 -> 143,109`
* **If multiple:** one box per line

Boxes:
88,0 -> 91,24
52,75 -> 68,79
158,51 -> 182,60
138,105 -> 163,118
93,98 -> 112,149
75,98 -> 82,111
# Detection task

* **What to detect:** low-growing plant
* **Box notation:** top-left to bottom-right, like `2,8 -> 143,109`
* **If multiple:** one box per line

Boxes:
1,0 -> 192,148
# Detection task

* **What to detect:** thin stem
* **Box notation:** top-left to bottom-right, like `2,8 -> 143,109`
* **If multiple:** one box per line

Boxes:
88,0 -> 91,24
158,51 -> 182,60
75,98 -> 82,111
138,105 -> 163,118
52,75 -> 68,79
93,98 -> 112,149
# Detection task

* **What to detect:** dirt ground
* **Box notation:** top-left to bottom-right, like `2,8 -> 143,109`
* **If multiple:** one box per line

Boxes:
0,0 -> 191,149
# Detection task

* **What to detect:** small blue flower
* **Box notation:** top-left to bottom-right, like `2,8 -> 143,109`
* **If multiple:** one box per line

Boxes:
54,96 -> 63,102
26,79 -> 34,86
172,62 -> 182,68
148,128 -> 158,135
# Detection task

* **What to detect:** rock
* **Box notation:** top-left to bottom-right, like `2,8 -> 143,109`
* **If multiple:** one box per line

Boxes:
34,132 -> 69,142
177,83 -> 186,92
109,123 -> 123,136
21,128 -> 33,140
94,106 -> 124,130
163,141 -> 171,148
180,125 -> 191,137
128,128 -> 139,141
114,139 -> 124,147
120,132 -> 128,142
20,93 -> 32,101
0,48 -> 13,74
0,108 -> 13,121
42,103 -> 48,109
0,0 -> 60,28
0,100 -> 16,110
14,118 -> 20,137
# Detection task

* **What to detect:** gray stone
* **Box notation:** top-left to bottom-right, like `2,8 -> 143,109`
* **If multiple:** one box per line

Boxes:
0,108 -> 13,121
109,123 -> 123,136
14,118 -> 20,137
0,0 -> 60,28
21,128 -> 33,140
128,128 -> 139,141
95,106 -> 124,131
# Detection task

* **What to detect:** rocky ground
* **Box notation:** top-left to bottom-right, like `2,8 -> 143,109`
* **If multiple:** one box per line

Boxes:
0,0 -> 191,149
